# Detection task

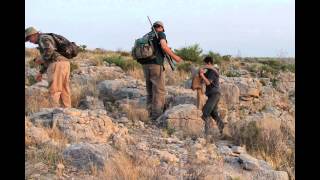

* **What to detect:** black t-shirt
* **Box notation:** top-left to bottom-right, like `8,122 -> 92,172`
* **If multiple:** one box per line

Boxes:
139,31 -> 166,65
204,68 -> 221,96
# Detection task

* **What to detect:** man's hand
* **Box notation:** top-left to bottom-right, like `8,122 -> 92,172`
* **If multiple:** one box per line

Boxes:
35,73 -> 42,82
160,39 -> 183,63
34,57 -> 44,65
199,68 -> 205,78
173,55 -> 183,63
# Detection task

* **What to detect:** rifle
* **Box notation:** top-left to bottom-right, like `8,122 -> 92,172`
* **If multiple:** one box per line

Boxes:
147,16 -> 176,71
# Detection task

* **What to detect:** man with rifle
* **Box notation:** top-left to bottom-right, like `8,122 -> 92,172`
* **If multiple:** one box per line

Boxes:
132,19 -> 183,121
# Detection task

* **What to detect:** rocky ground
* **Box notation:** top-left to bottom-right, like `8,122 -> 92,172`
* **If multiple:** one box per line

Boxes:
25,49 -> 295,180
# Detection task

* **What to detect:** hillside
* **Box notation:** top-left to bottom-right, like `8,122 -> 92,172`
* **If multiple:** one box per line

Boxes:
25,48 -> 295,180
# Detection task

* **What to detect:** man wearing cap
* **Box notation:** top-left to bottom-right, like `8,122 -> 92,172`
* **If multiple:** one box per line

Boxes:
25,27 -> 71,108
141,21 -> 183,121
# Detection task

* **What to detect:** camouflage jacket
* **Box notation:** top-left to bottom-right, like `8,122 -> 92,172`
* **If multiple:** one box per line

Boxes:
36,33 -> 62,74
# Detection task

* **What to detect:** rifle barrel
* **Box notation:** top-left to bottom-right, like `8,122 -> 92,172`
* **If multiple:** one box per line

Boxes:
147,16 -> 175,71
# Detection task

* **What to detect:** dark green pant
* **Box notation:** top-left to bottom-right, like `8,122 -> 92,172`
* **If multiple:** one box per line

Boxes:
202,92 -> 223,125
142,64 -> 165,120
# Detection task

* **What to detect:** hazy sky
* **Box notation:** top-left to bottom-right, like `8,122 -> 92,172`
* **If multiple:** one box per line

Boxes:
25,0 -> 295,57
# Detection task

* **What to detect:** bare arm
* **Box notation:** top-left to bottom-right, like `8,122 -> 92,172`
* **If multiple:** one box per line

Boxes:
160,39 -> 182,63
200,74 -> 211,86
199,69 -> 212,86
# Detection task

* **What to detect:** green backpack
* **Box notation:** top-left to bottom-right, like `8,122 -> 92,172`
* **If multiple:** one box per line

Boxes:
131,33 -> 156,61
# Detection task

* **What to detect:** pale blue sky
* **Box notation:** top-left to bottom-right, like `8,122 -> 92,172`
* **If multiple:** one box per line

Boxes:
25,0 -> 295,57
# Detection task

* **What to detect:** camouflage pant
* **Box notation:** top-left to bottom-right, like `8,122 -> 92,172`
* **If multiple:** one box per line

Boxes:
143,64 -> 165,120
47,56 -> 71,108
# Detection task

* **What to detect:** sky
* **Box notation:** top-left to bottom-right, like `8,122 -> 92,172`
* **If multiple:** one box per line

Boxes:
25,0 -> 295,57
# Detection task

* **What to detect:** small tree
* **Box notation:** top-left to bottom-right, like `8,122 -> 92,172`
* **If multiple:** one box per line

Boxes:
79,44 -> 87,52
174,44 -> 203,63
203,51 -> 223,65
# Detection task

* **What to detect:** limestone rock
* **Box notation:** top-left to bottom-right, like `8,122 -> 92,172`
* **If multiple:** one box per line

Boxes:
158,150 -> 179,163
157,104 -> 204,138
29,108 -> 119,143
220,82 -> 240,109
63,143 -> 113,171
238,154 -> 260,171
78,96 -> 104,110
25,120 -> 50,146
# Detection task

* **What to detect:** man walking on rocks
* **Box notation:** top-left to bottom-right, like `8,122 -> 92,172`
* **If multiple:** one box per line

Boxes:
199,56 -> 224,135
25,27 -> 72,108
141,21 -> 183,121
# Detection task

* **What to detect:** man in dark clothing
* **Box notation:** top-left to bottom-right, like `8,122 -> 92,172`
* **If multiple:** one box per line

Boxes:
199,56 -> 224,135
140,21 -> 183,120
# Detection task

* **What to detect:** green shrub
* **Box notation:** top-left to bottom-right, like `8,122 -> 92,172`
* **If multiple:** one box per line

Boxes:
174,44 -> 203,63
78,45 -> 87,52
259,79 -> 267,86
203,51 -> 223,65
225,71 -> 241,77
164,124 -> 176,136
282,63 -> 295,73
247,63 -> 260,73
26,75 -> 37,86
259,59 -> 295,75
103,56 -> 141,71
222,55 -> 232,61
260,60 -> 282,70
177,62 -> 192,72
28,59 -> 37,68
271,78 -> 279,88
260,64 -> 277,76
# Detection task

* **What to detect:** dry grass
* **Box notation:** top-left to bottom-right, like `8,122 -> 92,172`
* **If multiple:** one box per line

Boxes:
103,152 -> 139,180
115,62 -> 191,86
184,166 -> 207,179
99,152 -> 162,180
71,80 -> 98,108
74,51 -> 105,61
25,124 -> 69,178
230,120 -> 295,180
126,69 -> 145,81
115,49 -> 131,57
25,48 -> 40,59
127,108 -> 149,123
73,51 -> 108,67
165,69 -> 191,86
183,145 -> 225,179
70,70 -> 117,108
26,80 -> 100,114
120,102 -> 149,123
26,140 -> 66,171
25,91 -> 51,115
46,127 -> 69,145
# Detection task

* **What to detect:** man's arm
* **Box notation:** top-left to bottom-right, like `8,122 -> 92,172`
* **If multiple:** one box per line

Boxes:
200,74 -> 211,86
199,69 -> 213,86
38,36 -> 56,74
160,39 -> 182,63
39,37 -> 56,62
